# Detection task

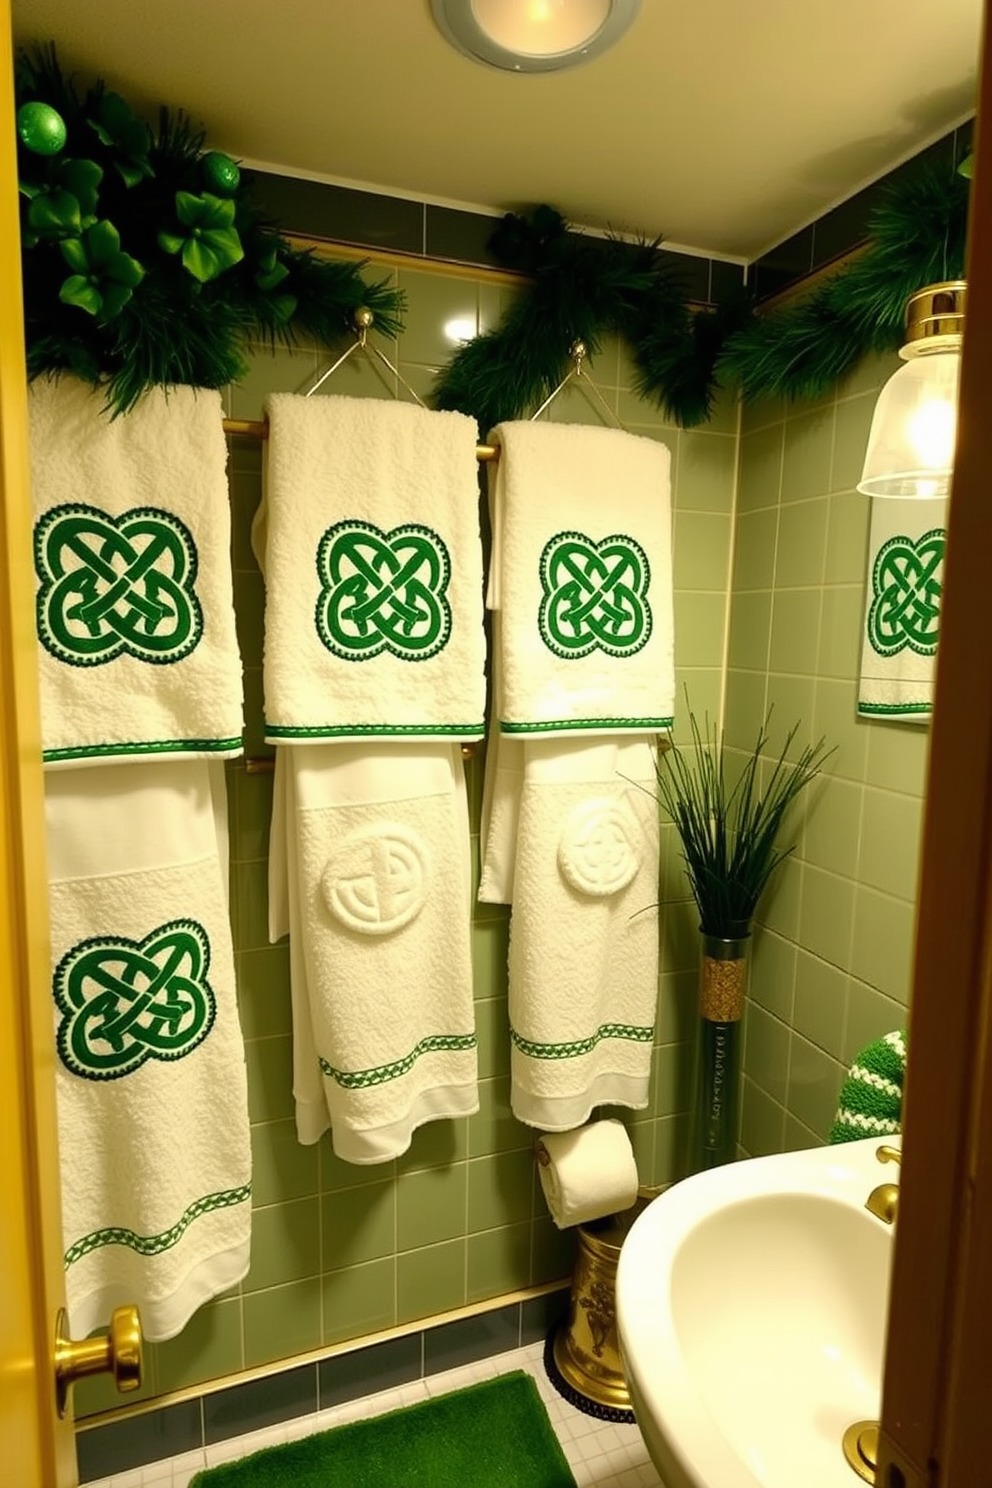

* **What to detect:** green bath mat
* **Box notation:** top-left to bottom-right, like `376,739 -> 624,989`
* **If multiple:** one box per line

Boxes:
190,1369 -> 576,1487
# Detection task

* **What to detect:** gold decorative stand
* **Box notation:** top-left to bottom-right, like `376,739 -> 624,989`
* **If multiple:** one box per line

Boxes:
548,1191 -> 655,1419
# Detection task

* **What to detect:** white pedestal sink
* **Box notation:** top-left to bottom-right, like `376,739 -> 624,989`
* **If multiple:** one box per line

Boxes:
616,1137 -> 896,1488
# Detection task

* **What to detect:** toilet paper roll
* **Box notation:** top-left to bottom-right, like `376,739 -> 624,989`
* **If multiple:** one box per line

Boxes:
536,1117 -> 639,1229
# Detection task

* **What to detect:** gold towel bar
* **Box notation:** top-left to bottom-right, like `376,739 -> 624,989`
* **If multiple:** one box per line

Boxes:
223,417 -> 498,462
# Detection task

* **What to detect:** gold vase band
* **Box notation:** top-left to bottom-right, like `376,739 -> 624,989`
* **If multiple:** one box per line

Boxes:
699,954 -> 747,1021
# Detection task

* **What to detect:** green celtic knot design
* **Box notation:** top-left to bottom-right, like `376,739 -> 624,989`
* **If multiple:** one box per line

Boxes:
509,1022 -> 655,1059
315,519 -> 452,662
867,527 -> 945,658
54,919 -> 217,1081
35,504 -> 203,667
538,530 -> 652,659
64,1184 -> 251,1268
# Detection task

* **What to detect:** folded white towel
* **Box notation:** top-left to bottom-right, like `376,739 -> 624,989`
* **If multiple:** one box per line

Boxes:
254,394 -> 486,743
45,760 -> 251,1342
487,421 -> 674,736
537,1117 -> 639,1228
270,743 -> 479,1162
506,736 -> 660,1130
29,375 -> 244,766
857,496 -> 947,722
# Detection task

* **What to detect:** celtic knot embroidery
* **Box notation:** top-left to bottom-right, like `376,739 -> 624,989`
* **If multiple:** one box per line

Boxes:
538,530 -> 652,659
34,504 -> 203,667
867,528 -> 945,658
315,519 -> 452,662
54,919 -> 217,1081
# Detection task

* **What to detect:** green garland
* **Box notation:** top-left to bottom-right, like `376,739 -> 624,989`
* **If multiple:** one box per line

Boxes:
15,47 -> 405,415
433,162 -> 970,430
15,46 -> 971,428
719,163 -> 970,404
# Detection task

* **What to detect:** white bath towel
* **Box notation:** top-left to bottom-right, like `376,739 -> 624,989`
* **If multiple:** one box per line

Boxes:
254,394 -> 486,743
506,737 -> 660,1131
28,375 -> 244,766
45,760 -> 251,1342
268,743 -> 479,1162
858,496 -> 947,721
487,420 -> 674,736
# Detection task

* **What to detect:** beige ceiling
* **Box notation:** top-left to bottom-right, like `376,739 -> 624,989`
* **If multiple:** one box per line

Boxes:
10,0 -> 985,260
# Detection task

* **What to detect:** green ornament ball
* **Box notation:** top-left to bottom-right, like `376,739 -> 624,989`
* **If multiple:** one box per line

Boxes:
201,151 -> 241,195
16,101 -> 67,156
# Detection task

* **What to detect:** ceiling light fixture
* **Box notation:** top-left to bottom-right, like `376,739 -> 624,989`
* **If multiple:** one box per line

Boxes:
431,0 -> 641,73
857,281 -> 965,500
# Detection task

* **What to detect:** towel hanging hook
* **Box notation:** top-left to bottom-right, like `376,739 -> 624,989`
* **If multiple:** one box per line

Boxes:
305,307 -> 427,408
529,339 -> 627,431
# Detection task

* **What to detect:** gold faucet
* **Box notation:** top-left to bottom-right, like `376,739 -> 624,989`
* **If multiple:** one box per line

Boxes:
864,1143 -> 901,1225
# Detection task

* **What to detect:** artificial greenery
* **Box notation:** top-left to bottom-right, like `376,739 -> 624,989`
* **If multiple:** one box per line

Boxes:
434,156 -> 970,430
432,203 -> 751,431
655,708 -> 833,939
720,162 -> 970,403
13,44 -> 972,428
15,46 -> 405,415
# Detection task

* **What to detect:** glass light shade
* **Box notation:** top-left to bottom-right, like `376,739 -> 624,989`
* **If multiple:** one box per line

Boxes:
431,0 -> 641,71
857,348 -> 961,499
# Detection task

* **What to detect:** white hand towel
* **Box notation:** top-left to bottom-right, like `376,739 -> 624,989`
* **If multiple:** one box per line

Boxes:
487,420 -> 674,736
254,394 -> 486,743
857,496 -> 947,721
536,1118 -> 639,1228
272,743 -> 479,1162
28,375 -> 244,766
45,760 -> 251,1343
507,736 -> 660,1131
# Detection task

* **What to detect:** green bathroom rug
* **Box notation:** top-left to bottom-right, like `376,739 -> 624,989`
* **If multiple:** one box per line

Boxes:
189,1368 -> 576,1488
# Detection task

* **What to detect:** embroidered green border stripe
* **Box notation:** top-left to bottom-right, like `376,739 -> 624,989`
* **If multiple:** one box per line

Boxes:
320,1033 -> 477,1089
266,723 -> 485,739
64,1183 -> 251,1267
44,737 -> 244,763
500,716 -> 673,734
510,1023 -> 654,1059
856,703 -> 932,716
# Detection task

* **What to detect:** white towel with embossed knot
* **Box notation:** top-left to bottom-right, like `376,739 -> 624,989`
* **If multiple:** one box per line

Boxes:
45,759 -> 251,1342
254,394 -> 486,743
506,736 -> 660,1131
857,496 -> 947,722
267,743 -> 479,1162
28,375 -> 244,767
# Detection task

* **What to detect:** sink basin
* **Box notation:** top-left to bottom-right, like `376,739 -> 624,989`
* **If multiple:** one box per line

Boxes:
616,1137 -> 896,1488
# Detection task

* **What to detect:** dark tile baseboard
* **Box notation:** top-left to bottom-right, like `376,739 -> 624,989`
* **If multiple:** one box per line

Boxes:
74,1288 -> 570,1483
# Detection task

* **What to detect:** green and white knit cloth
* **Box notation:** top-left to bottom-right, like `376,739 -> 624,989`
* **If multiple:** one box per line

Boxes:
829,1029 -> 907,1143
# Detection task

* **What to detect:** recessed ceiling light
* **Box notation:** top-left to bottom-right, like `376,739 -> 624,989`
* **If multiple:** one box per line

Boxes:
431,0 -> 642,73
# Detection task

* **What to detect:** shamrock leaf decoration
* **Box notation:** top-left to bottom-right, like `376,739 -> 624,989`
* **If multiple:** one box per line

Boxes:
87,91 -> 154,187
253,240 -> 297,323
158,192 -> 245,283
59,220 -> 144,320
21,158 -> 103,245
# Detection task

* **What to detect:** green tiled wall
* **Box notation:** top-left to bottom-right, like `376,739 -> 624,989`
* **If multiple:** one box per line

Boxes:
724,355 -> 931,1159
75,251 -> 739,1418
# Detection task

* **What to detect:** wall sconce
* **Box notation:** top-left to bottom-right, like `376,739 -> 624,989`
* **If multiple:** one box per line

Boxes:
857,281 -> 965,499
431,0 -> 641,73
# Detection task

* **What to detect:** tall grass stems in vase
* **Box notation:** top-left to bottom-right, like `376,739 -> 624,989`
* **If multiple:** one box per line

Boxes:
655,708 -> 833,1171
